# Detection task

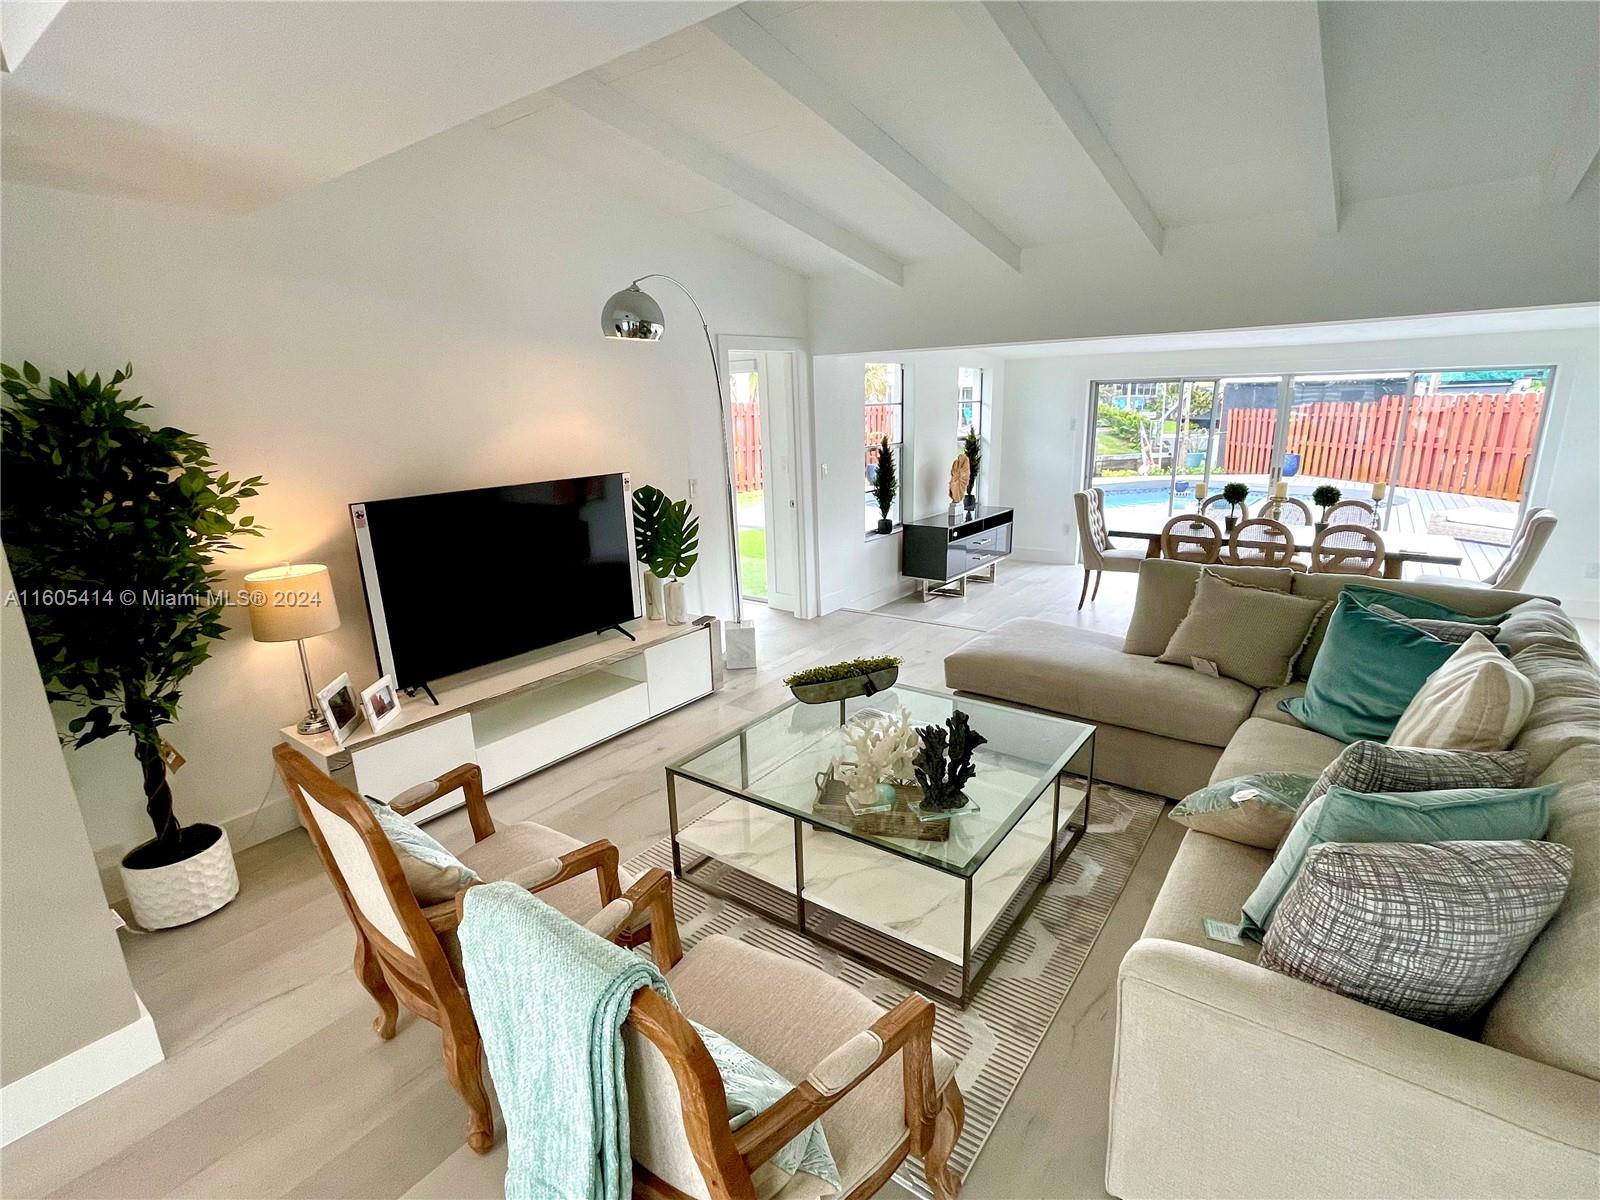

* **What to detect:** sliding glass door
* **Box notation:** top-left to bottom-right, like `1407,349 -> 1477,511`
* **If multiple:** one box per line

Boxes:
1095,366 -> 1555,580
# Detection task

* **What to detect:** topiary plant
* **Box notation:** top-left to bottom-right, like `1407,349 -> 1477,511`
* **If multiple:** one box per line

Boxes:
963,429 -> 981,497
1,361 -> 264,867
1221,481 -> 1250,506
1312,484 -> 1342,510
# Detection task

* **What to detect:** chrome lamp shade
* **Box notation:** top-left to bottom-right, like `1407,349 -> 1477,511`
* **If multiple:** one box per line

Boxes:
601,286 -> 665,340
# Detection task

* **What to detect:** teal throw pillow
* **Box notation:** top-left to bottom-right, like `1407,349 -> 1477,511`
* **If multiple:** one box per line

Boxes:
366,798 -> 480,903
1281,593 -> 1458,742
1344,584 -> 1508,625
1240,782 -> 1555,939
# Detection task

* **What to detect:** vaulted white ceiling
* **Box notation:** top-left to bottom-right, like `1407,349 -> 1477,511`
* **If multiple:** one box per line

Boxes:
5,0 -> 1597,281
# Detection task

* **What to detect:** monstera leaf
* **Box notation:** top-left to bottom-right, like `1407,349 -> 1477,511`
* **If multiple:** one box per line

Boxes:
632,484 -> 668,565
648,498 -> 700,580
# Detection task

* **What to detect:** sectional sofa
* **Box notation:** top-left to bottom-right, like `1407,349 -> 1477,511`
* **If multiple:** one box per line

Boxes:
945,560 -> 1599,1198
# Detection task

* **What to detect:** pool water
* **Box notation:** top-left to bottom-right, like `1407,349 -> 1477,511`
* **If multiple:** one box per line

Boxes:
1096,479 -> 1401,510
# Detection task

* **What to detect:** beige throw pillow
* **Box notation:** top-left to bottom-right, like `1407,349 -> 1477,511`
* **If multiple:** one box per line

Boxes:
1388,632 -> 1534,751
1156,569 -> 1332,689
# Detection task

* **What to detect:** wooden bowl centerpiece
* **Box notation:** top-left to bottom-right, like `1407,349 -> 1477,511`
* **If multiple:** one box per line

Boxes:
784,655 -> 901,704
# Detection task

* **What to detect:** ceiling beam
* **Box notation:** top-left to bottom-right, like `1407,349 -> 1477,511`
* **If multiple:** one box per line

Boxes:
551,73 -> 905,287
1541,63 -> 1600,206
705,7 -> 1022,272
1302,2 -> 1340,234
974,1 -> 1164,254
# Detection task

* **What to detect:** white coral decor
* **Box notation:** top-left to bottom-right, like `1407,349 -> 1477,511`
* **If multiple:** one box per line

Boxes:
838,708 -> 921,801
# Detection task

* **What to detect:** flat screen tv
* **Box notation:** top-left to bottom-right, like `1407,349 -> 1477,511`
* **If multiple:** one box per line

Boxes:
351,473 -> 641,690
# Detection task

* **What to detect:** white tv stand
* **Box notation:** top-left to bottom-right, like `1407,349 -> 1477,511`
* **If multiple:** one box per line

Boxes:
280,618 -> 720,824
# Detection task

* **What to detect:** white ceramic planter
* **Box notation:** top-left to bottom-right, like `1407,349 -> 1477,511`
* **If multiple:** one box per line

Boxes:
120,824 -> 240,930
642,570 -> 665,621
664,579 -> 687,625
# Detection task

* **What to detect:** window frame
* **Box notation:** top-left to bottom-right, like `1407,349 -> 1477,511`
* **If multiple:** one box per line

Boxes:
865,362 -> 906,537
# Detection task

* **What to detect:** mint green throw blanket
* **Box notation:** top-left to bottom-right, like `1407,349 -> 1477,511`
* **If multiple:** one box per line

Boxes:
459,882 -> 670,1200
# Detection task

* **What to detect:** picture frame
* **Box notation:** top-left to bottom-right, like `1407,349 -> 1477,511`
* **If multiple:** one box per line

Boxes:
316,672 -> 364,745
360,674 -> 402,734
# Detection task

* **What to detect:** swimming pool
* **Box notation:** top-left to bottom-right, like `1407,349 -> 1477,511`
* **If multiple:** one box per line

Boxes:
1095,478 -> 1400,510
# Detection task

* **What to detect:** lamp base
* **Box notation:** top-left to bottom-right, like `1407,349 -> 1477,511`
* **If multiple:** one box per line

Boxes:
724,620 -> 757,671
298,709 -> 331,735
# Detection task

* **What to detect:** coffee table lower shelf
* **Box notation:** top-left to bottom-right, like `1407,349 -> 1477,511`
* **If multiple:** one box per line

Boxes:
669,784 -> 1088,1006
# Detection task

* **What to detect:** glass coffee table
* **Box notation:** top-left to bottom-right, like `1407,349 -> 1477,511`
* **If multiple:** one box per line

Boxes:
665,685 -> 1095,1005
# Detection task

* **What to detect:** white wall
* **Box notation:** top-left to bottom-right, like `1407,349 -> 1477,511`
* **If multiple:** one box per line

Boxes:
806,178 -> 1600,356
1000,322 -> 1600,616
813,348 -> 1005,612
0,119 -> 807,876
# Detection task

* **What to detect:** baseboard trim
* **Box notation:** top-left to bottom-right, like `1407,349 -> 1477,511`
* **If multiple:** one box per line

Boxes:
1,995 -> 164,1145
94,790 -> 300,906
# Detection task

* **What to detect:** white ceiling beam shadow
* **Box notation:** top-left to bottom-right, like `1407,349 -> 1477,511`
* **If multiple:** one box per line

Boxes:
974,1 -> 1164,254
551,73 -> 904,286
1541,62 -> 1600,206
1301,2 -> 1341,234
705,7 -> 1022,272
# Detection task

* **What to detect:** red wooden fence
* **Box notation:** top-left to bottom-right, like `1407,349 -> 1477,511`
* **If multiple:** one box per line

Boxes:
731,399 -> 763,493
1222,392 -> 1543,501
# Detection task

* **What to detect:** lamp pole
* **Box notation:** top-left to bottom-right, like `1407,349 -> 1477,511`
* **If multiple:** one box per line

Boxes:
626,274 -> 744,628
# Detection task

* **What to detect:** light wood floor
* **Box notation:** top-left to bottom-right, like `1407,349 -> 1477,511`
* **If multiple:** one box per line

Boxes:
0,566 -> 1179,1198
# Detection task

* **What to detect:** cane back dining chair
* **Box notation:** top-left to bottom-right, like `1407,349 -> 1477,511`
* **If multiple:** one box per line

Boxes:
1198,494 -> 1248,524
1073,487 -> 1145,608
273,744 -> 664,1153
1310,524 -> 1386,576
1322,497 -> 1377,527
1161,514 -> 1223,563
454,879 -> 967,1200
1257,496 -> 1313,527
1225,517 -> 1299,567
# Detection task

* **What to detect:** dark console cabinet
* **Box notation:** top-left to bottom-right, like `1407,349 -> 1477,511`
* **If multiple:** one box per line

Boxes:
901,505 -> 1014,600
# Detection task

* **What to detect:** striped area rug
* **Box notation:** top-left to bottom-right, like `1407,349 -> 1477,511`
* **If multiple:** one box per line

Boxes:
623,781 -> 1166,1198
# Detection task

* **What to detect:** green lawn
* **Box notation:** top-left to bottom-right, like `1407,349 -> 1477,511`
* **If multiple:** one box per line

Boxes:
739,525 -> 767,600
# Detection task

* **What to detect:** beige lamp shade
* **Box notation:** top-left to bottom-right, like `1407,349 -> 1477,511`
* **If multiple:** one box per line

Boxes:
244,564 -> 341,642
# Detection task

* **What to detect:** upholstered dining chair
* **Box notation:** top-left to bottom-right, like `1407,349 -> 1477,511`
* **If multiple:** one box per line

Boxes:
273,745 -> 659,1153
1161,513 -> 1223,563
1417,507 -> 1557,591
1257,496 -> 1313,526
454,881 -> 967,1200
1323,497 -> 1377,526
1310,524 -> 1385,575
1073,487 -> 1145,608
1225,517 -> 1299,567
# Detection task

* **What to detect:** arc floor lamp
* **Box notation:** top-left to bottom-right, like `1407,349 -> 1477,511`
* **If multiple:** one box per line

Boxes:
601,275 -> 756,669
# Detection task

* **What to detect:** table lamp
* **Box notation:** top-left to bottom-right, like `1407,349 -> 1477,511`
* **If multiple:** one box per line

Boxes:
245,563 -> 341,733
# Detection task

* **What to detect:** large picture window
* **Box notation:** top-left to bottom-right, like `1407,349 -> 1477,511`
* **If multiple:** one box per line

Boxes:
865,362 -> 904,532
957,366 -> 982,440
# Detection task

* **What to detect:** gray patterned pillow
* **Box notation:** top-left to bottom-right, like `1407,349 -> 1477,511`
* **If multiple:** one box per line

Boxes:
1369,604 -> 1502,645
1261,840 -> 1573,1025
1301,741 -> 1527,811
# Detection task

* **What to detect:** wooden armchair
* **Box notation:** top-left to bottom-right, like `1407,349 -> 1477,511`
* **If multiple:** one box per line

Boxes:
455,875 -> 965,1200
272,745 -> 663,1153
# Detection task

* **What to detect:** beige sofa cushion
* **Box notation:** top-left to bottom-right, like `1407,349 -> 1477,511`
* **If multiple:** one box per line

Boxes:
1156,569 -> 1331,689
945,618 -> 1256,747
1496,599 -> 1582,655
1121,559 -> 1295,656
1479,633 -> 1600,1082
1211,716 -> 1345,782
1141,830 -> 1270,963
1289,574 -> 1539,679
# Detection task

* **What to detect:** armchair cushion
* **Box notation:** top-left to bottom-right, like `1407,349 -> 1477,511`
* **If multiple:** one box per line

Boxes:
364,798 -> 479,904
457,820 -> 639,910
668,935 -> 958,1195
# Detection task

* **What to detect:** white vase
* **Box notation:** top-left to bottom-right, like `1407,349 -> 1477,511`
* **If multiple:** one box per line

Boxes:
119,824 -> 240,930
642,569 -> 665,621
664,579 -> 687,625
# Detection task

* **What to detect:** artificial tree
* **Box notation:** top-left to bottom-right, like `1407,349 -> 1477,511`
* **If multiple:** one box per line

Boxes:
962,429 -> 981,511
873,436 -> 897,534
0,361 -> 263,868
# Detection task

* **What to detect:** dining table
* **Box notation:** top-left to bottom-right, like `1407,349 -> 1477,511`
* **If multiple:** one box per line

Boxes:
1104,518 -> 1465,580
